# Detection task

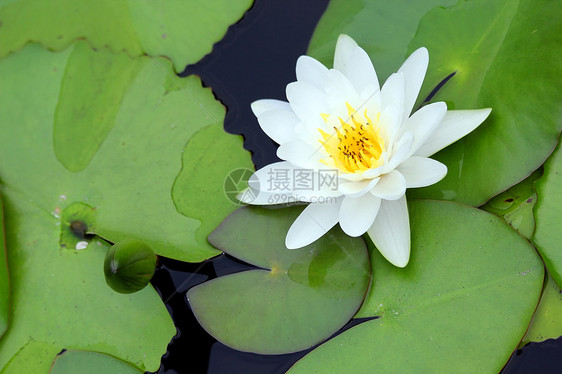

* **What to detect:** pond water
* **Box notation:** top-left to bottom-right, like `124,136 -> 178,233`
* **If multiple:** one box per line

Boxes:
149,0 -> 562,372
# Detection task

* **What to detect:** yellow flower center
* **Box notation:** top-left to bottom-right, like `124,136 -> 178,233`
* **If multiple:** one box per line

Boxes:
318,103 -> 385,174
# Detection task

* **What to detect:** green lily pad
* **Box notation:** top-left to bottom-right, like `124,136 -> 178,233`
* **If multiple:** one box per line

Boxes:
309,0 -> 562,206
50,350 -> 142,374
534,139 -> 562,288
288,200 -> 543,373
0,0 -> 253,72
172,123 -> 254,251
187,206 -> 371,355
1,341 -> 60,374
0,195 -> 9,338
0,198 -> 174,372
0,42 -> 252,371
481,169 -> 542,239
307,0 -> 457,80
0,41 -> 252,262
522,273 -> 562,346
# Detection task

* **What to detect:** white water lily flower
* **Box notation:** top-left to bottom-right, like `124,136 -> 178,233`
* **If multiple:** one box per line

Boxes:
240,34 -> 491,268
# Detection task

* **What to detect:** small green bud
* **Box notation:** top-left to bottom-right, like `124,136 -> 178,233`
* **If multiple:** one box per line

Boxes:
104,239 -> 157,294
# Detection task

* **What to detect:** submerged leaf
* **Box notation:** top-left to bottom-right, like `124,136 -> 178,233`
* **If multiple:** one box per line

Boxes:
187,206 -> 371,354
288,200 -> 543,373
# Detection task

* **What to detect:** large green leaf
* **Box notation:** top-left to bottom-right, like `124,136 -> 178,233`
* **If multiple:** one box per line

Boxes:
50,350 -> 142,374
0,197 -> 174,372
309,0 -> 562,206
0,341 -> 60,374
0,41 -> 252,262
0,42 -> 252,371
534,140 -> 562,288
172,123 -> 254,251
187,206 -> 371,354
521,273 -> 562,346
0,195 -> 8,338
0,0 -> 253,72
307,0 -> 457,80
288,200 -> 543,373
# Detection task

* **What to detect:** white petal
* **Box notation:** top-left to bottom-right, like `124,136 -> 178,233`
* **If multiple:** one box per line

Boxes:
401,101 -> 447,156
238,189 -> 294,205
325,69 -> 361,117
367,196 -> 410,268
276,139 -> 323,168
256,109 -> 298,144
251,99 -> 291,117
386,131 -> 414,170
334,34 -> 359,72
286,82 -> 329,125
250,161 -> 296,192
339,194 -> 382,237
286,199 -> 343,249
370,170 -> 406,200
296,55 -> 329,89
362,89 -> 382,117
415,108 -> 492,157
379,104 -> 402,148
343,47 -> 379,96
338,177 -> 380,197
397,156 -> 447,188
397,47 -> 429,120
247,161 -> 343,200
380,72 -> 405,111
339,173 -> 368,182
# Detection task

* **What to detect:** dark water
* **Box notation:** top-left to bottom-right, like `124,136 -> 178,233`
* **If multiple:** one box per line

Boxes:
150,0 -> 562,372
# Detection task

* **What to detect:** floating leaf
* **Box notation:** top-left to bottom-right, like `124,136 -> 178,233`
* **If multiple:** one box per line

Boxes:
288,200 -> 543,373
0,203 -> 173,372
309,0 -> 562,206
0,195 -> 8,338
481,169 -> 542,238
522,273 -> 562,346
1,341 -> 60,374
0,41 -> 252,371
172,123 -> 253,250
0,0 -> 253,71
104,239 -> 157,294
0,42 -> 252,262
307,0 -> 457,80
187,206 -> 371,354
50,350 -> 142,374
534,139 -> 562,288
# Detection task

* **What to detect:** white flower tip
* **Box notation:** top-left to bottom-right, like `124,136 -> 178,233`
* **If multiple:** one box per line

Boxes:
391,255 -> 410,268
336,34 -> 358,49
413,46 -> 429,59
250,100 -> 268,117
285,234 -> 303,250
470,107 -> 493,129
382,244 -> 410,268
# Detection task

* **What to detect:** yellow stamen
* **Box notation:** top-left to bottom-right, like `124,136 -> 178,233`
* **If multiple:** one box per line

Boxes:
318,102 -> 386,174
